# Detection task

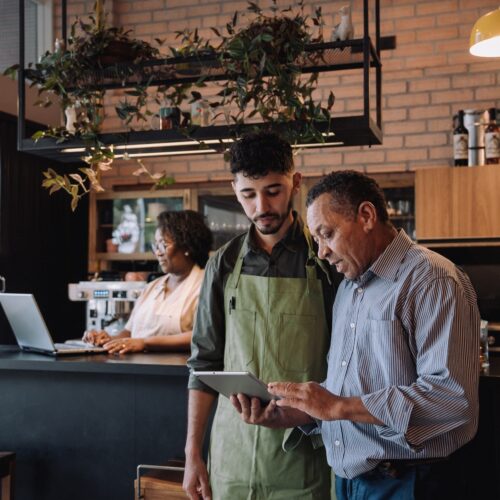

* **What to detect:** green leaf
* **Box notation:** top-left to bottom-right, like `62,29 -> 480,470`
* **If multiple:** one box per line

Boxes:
247,2 -> 261,14
31,130 -> 46,141
49,183 -> 62,195
190,91 -> 202,101
3,64 -> 20,79
328,91 -> 335,110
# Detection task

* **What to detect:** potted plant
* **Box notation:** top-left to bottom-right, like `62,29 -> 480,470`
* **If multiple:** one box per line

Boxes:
6,0 -> 336,209
212,0 -> 335,144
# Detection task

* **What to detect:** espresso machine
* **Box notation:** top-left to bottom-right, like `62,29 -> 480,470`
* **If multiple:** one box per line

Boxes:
68,281 -> 147,335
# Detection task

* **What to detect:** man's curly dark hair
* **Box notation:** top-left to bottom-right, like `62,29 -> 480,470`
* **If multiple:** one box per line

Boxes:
306,170 -> 390,224
157,210 -> 213,268
228,131 -> 294,178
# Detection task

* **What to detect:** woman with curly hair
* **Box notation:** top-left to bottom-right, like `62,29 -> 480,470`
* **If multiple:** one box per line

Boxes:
84,210 -> 212,354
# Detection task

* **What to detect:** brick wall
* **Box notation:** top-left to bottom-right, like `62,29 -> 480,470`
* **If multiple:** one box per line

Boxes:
52,0 -> 500,188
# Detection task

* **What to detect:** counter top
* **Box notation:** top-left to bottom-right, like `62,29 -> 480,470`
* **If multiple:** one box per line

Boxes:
2,344 -> 496,379
0,345 -> 189,376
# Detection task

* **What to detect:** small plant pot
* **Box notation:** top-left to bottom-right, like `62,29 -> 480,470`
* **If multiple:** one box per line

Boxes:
98,40 -> 139,66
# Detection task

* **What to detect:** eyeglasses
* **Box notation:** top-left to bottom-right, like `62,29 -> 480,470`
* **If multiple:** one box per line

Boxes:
150,240 -> 172,254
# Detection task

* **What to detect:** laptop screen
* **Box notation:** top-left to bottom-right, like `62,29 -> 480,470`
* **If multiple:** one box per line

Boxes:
0,293 -> 56,352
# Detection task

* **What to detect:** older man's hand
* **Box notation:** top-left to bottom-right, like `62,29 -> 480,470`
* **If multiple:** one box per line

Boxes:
229,393 -> 313,428
268,381 -> 340,421
268,381 -> 382,425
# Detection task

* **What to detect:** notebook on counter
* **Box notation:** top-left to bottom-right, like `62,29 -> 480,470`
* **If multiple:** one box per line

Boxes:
0,293 -> 106,356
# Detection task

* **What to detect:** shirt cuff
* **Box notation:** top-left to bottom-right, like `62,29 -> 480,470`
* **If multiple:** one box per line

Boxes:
187,372 -> 218,395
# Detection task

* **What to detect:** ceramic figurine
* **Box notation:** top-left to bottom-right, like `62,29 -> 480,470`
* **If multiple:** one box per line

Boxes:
54,38 -> 64,52
331,5 -> 354,42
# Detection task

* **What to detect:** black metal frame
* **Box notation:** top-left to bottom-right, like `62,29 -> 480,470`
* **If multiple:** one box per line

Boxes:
17,0 -> 389,160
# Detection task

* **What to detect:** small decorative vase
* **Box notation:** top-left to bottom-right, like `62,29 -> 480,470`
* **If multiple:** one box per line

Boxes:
65,105 -> 78,134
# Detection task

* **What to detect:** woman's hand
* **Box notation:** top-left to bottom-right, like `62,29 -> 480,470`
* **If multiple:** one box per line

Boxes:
83,330 -> 111,346
104,337 -> 146,355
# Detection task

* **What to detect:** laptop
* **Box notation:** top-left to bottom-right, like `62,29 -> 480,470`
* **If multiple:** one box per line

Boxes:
0,293 -> 106,356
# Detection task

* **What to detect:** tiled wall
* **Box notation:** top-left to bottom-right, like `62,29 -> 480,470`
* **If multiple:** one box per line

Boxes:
52,0 -> 500,188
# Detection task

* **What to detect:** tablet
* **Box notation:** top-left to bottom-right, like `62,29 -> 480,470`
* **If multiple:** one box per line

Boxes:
193,371 -> 279,403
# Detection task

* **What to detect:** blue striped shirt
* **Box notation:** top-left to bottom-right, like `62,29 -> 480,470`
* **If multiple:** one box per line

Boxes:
321,230 -> 480,479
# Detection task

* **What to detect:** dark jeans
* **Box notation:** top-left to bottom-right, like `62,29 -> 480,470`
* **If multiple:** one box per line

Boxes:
335,450 -> 470,500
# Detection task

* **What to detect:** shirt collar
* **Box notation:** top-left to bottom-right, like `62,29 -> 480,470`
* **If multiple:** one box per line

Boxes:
244,210 -> 303,255
363,229 -> 414,283
152,274 -> 172,299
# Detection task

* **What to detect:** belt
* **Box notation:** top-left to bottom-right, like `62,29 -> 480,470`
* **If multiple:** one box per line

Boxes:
369,457 -> 449,479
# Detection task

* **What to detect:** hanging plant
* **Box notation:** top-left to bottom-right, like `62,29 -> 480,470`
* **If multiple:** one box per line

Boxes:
4,0 -> 178,210
4,0 -> 337,210
213,0 -> 335,144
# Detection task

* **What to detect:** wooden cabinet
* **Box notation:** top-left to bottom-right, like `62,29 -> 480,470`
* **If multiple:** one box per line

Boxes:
88,184 -> 248,273
416,166 -> 500,243
89,189 -> 191,273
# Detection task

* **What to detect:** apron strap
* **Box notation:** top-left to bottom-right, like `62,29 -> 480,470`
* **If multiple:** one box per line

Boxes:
226,236 -> 247,290
228,226 -> 331,291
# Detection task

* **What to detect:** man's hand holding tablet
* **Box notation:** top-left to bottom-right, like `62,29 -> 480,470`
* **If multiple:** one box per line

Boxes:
193,371 -> 314,429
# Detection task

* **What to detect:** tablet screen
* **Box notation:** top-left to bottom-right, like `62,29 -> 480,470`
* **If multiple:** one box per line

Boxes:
193,371 -> 279,403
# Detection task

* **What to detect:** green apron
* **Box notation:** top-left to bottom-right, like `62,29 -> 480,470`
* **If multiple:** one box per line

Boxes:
209,229 -> 332,500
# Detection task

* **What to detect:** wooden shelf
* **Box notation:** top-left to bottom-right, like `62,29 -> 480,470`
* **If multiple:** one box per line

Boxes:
389,215 -> 414,220
96,252 -> 157,261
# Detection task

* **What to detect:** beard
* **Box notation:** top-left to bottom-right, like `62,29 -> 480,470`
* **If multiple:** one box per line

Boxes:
253,199 -> 293,235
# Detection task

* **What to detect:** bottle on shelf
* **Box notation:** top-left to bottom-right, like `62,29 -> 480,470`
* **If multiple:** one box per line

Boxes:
453,109 -> 469,167
485,107 -> 499,165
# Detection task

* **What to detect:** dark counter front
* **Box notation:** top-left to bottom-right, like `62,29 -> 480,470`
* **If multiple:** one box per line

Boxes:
2,346 -> 500,500
0,346 -> 190,500
470,355 -> 500,499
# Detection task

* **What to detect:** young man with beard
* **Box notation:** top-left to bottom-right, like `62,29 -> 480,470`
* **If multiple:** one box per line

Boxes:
183,132 -> 338,499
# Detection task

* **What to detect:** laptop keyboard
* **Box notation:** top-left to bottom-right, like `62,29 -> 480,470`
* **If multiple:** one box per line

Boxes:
54,342 -> 101,350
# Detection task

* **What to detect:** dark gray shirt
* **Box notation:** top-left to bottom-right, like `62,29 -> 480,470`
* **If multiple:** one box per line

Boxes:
188,212 -> 339,392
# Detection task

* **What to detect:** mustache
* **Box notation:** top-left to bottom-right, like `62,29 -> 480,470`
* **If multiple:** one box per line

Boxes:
254,212 -> 279,221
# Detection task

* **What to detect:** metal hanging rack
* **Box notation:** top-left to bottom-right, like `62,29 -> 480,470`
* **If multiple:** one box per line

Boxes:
17,0 -> 393,162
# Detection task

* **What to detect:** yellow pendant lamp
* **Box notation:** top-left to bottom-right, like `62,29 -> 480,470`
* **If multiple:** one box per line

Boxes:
470,7 -> 500,57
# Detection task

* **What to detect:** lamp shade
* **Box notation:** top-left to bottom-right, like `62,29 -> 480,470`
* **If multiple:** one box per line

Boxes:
470,7 -> 500,57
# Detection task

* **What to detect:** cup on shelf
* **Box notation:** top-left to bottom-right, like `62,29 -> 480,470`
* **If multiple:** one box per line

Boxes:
151,107 -> 181,130
387,200 -> 397,216
191,100 -> 211,126
397,200 -> 411,215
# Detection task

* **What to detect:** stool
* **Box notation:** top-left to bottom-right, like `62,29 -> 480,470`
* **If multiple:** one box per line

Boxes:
135,460 -> 188,500
0,452 -> 15,500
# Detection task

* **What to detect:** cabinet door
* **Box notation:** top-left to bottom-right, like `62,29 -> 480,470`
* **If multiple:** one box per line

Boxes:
416,166 -> 500,240
196,188 -> 249,251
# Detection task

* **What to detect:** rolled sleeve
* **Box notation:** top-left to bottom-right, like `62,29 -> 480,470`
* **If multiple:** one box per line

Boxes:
187,253 -> 226,394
